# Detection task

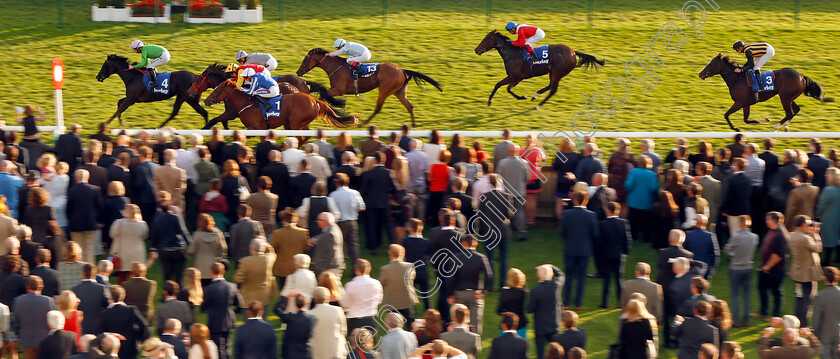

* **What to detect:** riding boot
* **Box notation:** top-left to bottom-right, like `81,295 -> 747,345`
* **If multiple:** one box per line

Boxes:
754,69 -> 762,101
148,68 -> 158,86
255,95 -> 270,109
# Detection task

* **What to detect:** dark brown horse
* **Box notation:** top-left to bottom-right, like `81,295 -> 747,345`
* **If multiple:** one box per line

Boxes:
700,54 -> 834,132
204,80 -> 357,143
296,49 -> 443,126
96,54 -> 208,127
191,64 -> 345,129
474,30 -> 604,109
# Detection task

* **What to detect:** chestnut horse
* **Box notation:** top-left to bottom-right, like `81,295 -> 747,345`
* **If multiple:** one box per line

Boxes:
699,54 -> 834,132
296,48 -> 443,126
191,64 -> 345,129
204,80 -> 357,143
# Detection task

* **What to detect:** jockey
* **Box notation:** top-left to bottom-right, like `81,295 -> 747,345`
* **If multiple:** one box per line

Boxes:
128,40 -> 170,86
235,50 -> 278,72
505,22 -> 545,62
233,63 -> 269,87
733,40 -> 775,94
328,39 -> 372,79
239,67 -> 279,109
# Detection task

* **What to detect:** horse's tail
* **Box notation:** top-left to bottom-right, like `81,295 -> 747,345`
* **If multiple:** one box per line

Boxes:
803,76 -> 835,103
575,51 -> 606,72
315,99 -> 358,128
403,70 -> 443,92
306,80 -> 346,108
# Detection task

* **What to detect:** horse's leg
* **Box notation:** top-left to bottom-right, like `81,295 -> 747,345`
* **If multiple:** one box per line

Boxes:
536,71 -> 562,108
532,84 -> 552,101
772,94 -> 801,132
722,103 -> 744,132
107,97 -> 135,125
394,86 -> 416,127
160,96 -> 186,128
363,89 -> 391,125
506,79 -> 526,100
488,77 -> 513,106
186,96 -> 210,126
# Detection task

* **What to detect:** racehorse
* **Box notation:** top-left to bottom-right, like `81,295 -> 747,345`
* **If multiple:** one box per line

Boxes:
296,48 -> 443,126
699,53 -> 834,132
191,64 -> 346,129
474,30 -> 605,109
204,79 -> 358,143
96,54 -> 208,127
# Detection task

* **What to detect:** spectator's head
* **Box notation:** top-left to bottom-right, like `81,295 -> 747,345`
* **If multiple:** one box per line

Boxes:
131,262 -> 147,278
745,143 -> 759,156
293,254 -> 311,270
65,241 -> 82,263
249,236 -> 268,255
57,290 -> 79,312
629,292 -> 648,304
695,214 -> 708,229
721,341 -> 744,359
163,148 -> 177,163
695,161 -> 712,176
616,138 -> 630,152
793,214 -> 814,231
507,268 -> 526,289
189,324 -> 211,354
765,211 -> 783,230
810,137 -> 823,154
163,280 -> 179,298
384,311 -> 405,330
591,173 -> 607,187
333,173 -> 349,188
74,168 -> 90,182
571,189 -> 588,207
27,275 -> 43,293
606,202 -> 621,217
34,248 -> 50,266
737,215 -> 752,230
690,277 -> 709,294
46,310 -> 65,330
341,151 -> 356,165
693,300 -> 711,319
354,259 -> 371,276
246,301 -> 264,318
81,263 -> 97,280
109,285 -> 126,302
312,287 -> 329,305
567,347 -> 587,359
162,318 -> 182,336
317,212 -> 335,229
210,262 -> 226,278
439,208 -> 455,227
634,262 -> 651,278
783,149 -> 798,164
782,315 -> 801,330
100,334 -> 121,356
387,244 -> 405,261
450,303 -> 469,325
824,266 -> 840,285
782,328 -> 798,345
294,293 -> 306,310
304,143 -> 318,154
733,133 -> 744,144
407,218 -> 423,236
731,157 -> 747,171
763,138 -> 776,151
349,328 -> 375,352
310,181 -> 327,196
698,343 -> 719,359
280,207 -> 299,225
268,149 -> 282,162
536,265 -> 554,281
500,312 -> 519,331
508,143 -> 520,157
640,139 -> 654,152
430,340 -> 448,357
637,155 -> 653,169
562,310 -> 579,329
671,257 -> 690,276
716,147 -> 731,162
284,137 -> 299,149
686,182 -> 702,197
97,259 -> 114,276
797,168 -> 813,184
668,229 -> 686,246
459,234 -> 478,250
138,146 -> 153,161
107,181 -> 126,197
80,334 -> 97,353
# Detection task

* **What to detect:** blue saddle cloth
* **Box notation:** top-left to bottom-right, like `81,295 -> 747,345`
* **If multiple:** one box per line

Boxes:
142,71 -> 172,95
357,63 -> 379,78
258,95 -> 283,118
747,70 -> 775,92
529,45 -> 550,65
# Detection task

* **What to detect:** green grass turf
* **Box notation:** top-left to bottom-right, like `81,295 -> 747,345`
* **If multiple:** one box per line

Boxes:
3,0 -> 838,357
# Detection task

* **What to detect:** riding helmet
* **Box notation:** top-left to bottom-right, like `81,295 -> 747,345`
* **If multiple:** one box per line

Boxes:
732,40 -> 745,51
225,63 -> 240,73
505,21 -> 517,30
334,38 -> 346,49
130,40 -> 144,49
240,68 -> 256,77
235,50 -> 248,61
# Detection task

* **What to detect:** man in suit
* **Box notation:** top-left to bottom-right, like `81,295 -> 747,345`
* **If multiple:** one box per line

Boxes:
496,144 -> 529,241
30,249 -> 58,297
288,159 -> 316,208
96,260 -> 113,287
270,210 -> 310,290
335,151 -> 363,191
678,277 -> 717,317
309,287 -> 347,359
575,143 -> 604,186
559,189 -> 599,310
445,178 -> 475,221
621,262 -> 663,324
492,129 -> 513,169
720,157 -> 752,237
768,149 -> 801,213
229,204 -> 266,263
587,173 -> 616,221
657,229 -> 693,348
255,130 -> 282,173
159,319 -> 188,359
488,312 -> 528,359
807,138 -> 830,188
13,276 -> 56,359
478,174 -> 514,289
812,266 -> 840,359
80,150 -> 108,196
758,327 -> 822,359
72,263 -> 111,334
107,152 -> 132,193
640,139 -> 661,172
528,265 -> 565,359
597,202 -> 631,308
380,244 -> 418,327
273,293 -> 316,359
727,133 -> 746,159
66,169 -> 103,265
695,162 -> 721,232
360,125 -> 385,158
440,305 -> 481,359
314,128 -> 336,169
247,176 -> 279,234
38,310 -> 77,359
221,131 -> 246,164
551,310 -> 587,355
132,146 -> 159,223
100,285 -> 150,359
259,150 -> 291,209
360,152 -> 396,253
122,262 -> 157,324
430,208 -> 463,323
55,124 -> 84,174
448,235 -> 493,335
669,257 -> 698,319
784,168 -> 820,231
153,149 -> 187,210
304,143 -> 331,183
683,215 -> 720,280
234,301 -> 277,359
672,301 -> 718,359
380,311 -> 418,359
310,212 -> 345,278
234,237 -> 278,314
201,262 -> 243,359
156,281 -> 193,336
759,138 -> 780,192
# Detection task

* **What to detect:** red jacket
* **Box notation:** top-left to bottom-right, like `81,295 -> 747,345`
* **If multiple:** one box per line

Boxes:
237,64 -> 266,75
513,25 -> 539,47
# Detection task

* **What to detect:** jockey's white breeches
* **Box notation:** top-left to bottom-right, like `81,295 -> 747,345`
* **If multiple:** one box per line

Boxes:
147,50 -> 170,68
347,49 -> 372,64
524,29 -> 545,46
753,44 -> 775,70
255,85 -> 280,98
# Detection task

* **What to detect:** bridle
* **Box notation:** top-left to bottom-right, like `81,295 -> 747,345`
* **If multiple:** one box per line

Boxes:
205,82 -> 228,105
191,72 -> 210,93
300,51 -> 331,76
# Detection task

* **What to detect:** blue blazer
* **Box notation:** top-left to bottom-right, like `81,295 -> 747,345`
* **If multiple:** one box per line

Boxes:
488,332 -> 528,359
234,318 -> 278,359
71,280 -> 110,334
160,334 -> 188,359
720,172 -> 751,216
683,228 -> 720,275
66,182 -> 103,232
132,161 -> 157,204
559,207 -> 599,257
808,155 -> 831,188
200,279 -> 242,333
624,168 -> 660,210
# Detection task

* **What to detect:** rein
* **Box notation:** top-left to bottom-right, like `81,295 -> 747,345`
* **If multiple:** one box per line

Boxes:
191,73 -> 210,93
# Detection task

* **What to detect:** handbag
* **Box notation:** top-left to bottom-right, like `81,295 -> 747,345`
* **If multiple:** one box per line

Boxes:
238,182 -> 251,202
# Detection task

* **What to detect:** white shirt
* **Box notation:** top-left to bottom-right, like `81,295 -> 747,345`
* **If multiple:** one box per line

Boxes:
280,268 -> 317,313
423,143 -> 445,167
329,187 -> 366,221
341,275 -> 383,318
282,148 -> 305,175
745,154 -> 766,187
405,150 -> 430,191
306,153 -> 332,182
175,148 -> 199,183
296,196 -> 341,222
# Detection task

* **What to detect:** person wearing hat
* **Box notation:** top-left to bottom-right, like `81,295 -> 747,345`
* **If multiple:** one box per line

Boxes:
128,40 -> 170,87
239,67 -> 279,109
141,337 -> 177,359
328,39 -> 371,79
234,50 -> 277,72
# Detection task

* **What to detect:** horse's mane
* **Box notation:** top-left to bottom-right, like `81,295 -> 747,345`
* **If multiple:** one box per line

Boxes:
309,48 -> 331,55
208,63 -> 227,73
718,54 -> 739,67
107,54 -> 130,64
490,30 -> 513,44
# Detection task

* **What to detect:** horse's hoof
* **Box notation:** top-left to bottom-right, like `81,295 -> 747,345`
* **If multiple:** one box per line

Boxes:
533,105 -> 541,111
784,125 -> 789,132
772,124 -> 781,132
487,102 -> 492,106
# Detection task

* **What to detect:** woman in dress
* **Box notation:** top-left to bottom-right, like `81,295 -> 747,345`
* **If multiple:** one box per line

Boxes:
473,141 -> 489,163
616,299 -> 657,359
280,254 -> 317,313
220,160 -> 249,225
426,150 -> 454,227
665,169 -> 686,215
318,271 -> 344,307
109,204 -> 149,283
39,159 -> 69,228
497,268 -> 528,338
651,190 -> 680,249
187,213 -> 227,288
447,133 -> 467,166
21,187 -> 54,245
178,267 -> 203,310
57,290 -> 83,349
198,179 -> 229,233
43,220 -> 65,269
57,242 -> 86,291
102,182 -> 130,251
188,323 -> 218,359
688,140 -> 716,171
816,167 -> 840,264
390,155 -> 417,240
553,137 -> 580,221
520,134 -> 546,227
710,299 -> 732,344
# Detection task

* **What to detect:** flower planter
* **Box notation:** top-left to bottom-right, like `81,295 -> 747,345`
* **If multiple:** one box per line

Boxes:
184,5 -> 262,23
184,12 -> 224,23
91,4 -> 170,22
129,4 -> 171,23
